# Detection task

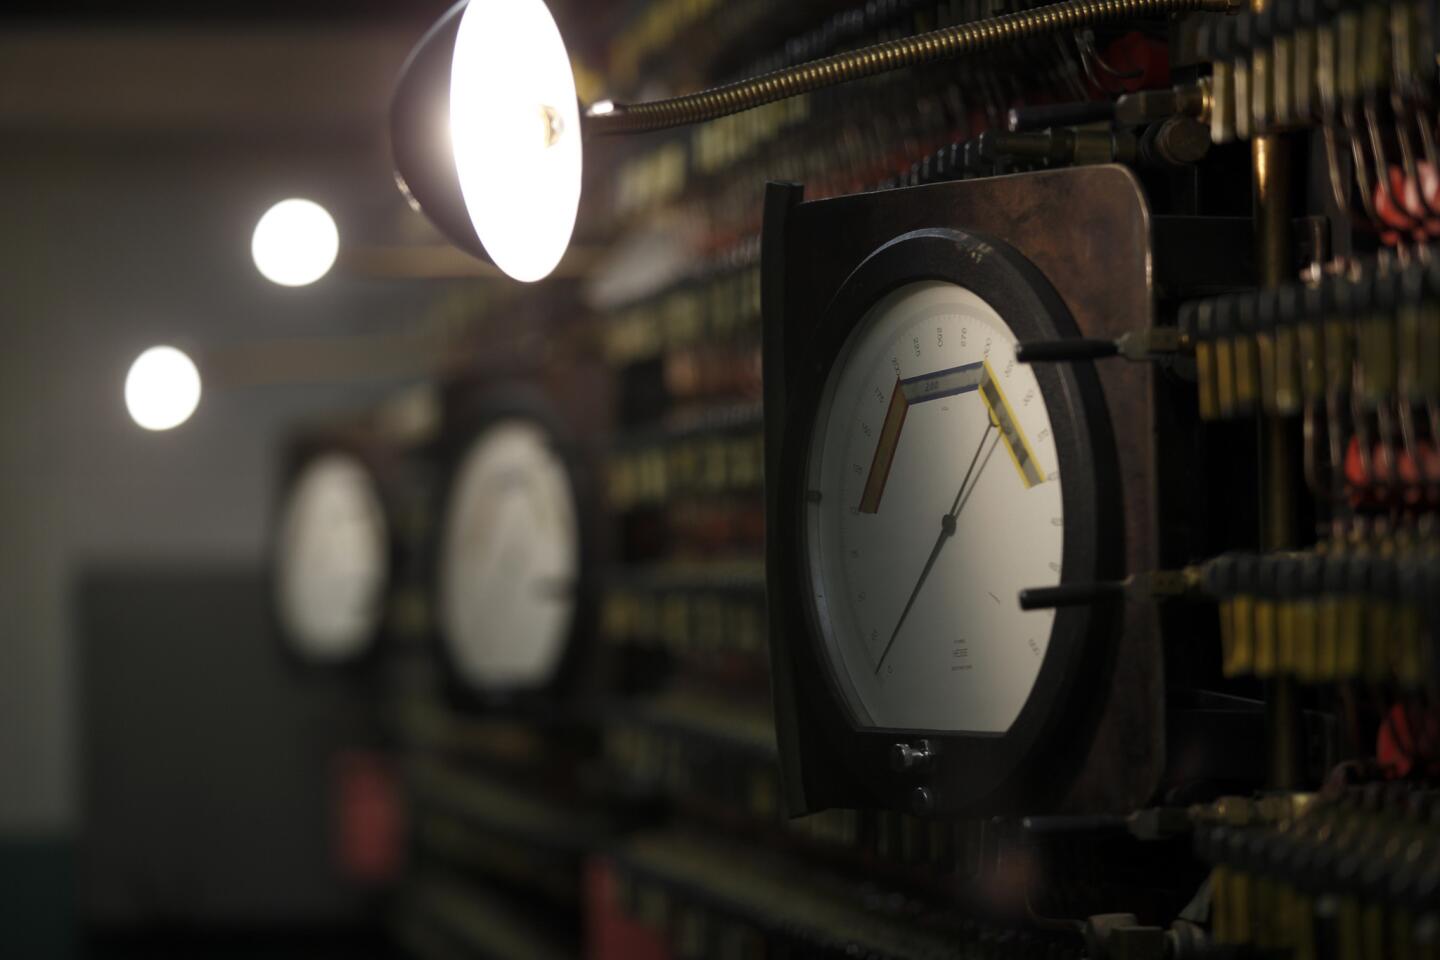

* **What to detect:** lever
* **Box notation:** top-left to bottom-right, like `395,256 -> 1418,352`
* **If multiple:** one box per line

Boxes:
1016,327 -> 1189,364
1018,569 -> 1204,610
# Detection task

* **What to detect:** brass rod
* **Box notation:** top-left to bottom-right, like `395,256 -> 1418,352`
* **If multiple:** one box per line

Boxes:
1251,0 -> 1302,793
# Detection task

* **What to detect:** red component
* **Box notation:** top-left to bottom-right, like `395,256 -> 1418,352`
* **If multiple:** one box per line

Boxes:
1343,435 -> 1440,509
333,750 -> 404,884
585,858 -> 671,960
1374,163 -> 1440,244
1099,32 -> 1170,93
1377,704 -> 1440,779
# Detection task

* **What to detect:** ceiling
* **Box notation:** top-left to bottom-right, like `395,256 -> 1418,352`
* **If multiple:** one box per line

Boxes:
0,1 -> 616,151
0,1 -> 458,25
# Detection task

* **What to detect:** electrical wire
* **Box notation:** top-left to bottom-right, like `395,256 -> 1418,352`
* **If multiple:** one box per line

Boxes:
584,0 -> 1238,136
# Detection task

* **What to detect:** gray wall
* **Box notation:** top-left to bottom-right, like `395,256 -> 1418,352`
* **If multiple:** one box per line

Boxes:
0,142 -> 436,834
0,18 -> 489,957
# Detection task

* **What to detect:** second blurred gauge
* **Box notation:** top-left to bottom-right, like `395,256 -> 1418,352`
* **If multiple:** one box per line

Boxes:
273,440 -> 393,666
434,390 -> 587,704
270,409 -> 438,669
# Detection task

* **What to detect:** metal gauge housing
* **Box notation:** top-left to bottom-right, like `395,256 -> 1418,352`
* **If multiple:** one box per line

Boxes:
763,169 -> 1165,816
272,440 -> 396,667
433,390 -> 591,706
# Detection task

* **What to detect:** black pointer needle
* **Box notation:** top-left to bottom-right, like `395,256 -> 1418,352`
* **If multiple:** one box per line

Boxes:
873,421 -> 998,675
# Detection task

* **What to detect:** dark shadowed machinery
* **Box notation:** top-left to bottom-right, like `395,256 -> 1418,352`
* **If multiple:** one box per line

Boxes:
245,0 -> 1440,956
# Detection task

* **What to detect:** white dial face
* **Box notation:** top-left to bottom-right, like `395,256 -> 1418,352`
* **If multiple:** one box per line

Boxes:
275,453 -> 390,662
438,419 -> 579,691
805,281 -> 1065,733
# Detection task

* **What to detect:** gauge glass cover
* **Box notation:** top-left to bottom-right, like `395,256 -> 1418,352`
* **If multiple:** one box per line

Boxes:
275,453 -> 390,661
804,281 -> 1064,733
438,419 -> 578,691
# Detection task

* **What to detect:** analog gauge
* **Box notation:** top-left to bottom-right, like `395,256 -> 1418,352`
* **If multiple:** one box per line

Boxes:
274,452 -> 391,664
773,223 -> 1121,812
436,418 -> 579,695
805,280 -> 1062,732
763,173 -> 1155,815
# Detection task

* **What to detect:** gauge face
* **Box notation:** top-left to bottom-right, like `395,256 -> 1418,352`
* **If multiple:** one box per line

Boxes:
804,281 -> 1064,733
437,419 -> 579,693
275,453 -> 390,662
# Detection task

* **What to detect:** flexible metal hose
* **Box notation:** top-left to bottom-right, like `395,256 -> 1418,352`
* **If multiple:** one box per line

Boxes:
584,0 -> 1237,136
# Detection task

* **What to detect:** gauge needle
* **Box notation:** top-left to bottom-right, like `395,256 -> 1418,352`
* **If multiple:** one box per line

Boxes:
873,419 -> 1000,675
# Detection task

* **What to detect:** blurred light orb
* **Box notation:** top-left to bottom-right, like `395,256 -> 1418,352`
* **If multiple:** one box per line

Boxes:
251,198 -> 339,287
125,346 -> 201,431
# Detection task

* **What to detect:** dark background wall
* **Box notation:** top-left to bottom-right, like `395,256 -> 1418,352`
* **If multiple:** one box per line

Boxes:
0,3 -> 615,950
0,10 -> 453,954
75,568 -> 370,925
0,141 -> 431,829
0,8 -> 443,837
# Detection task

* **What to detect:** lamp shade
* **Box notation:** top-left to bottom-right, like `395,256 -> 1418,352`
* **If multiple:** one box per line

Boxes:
390,0 -> 582,283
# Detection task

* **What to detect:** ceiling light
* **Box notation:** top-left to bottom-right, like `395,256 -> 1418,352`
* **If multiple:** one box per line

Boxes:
252,198 -> 339,287
125,346 -> 201,431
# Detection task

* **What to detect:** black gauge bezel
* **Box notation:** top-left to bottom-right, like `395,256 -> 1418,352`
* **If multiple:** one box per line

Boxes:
429,386 -> 595,711
268,436 -> 402,672
776,227 -> 1122,813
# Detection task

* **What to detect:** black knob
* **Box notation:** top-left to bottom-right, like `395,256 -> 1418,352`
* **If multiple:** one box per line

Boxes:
1018,581 -> 1126,611
1006,100 -> 1117,133
1015,338 -> 1119,363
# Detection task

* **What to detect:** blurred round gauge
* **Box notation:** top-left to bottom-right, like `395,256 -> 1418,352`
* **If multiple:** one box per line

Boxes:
273,450 -> 391,665
435,407 -> 583,702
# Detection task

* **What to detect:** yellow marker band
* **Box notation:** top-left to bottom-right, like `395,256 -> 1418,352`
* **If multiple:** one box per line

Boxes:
978,360 -> 1045,489
858,379 -> 910,514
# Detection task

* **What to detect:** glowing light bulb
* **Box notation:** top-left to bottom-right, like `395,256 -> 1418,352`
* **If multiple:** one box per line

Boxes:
125,346 -> 201,431
449,0 -> 581,283
251,198 -> 339,287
